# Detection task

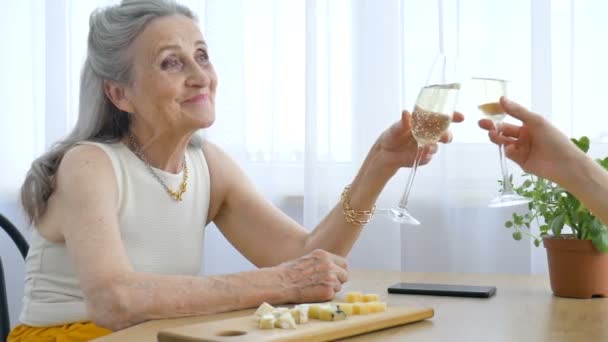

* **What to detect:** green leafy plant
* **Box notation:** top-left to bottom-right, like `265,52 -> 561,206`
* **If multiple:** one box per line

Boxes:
504,136 -> 608,253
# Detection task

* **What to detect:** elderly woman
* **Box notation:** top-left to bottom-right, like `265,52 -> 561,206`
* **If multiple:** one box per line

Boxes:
8,0 -> 463,340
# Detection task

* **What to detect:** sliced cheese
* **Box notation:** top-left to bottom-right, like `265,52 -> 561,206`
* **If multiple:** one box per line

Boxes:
290,306 -> 309,324
254,302 -> 275,317
258,313 -> 276,329
318,304 -> 347,321
367,301 -> 387,313
275,312 -> 297,329
270,307 -> 289,319
333,302 -> 354,316
344,291 -> 364,303
352,302 -> 371,315
363,293 -> 380,302
308,304 -> 321,319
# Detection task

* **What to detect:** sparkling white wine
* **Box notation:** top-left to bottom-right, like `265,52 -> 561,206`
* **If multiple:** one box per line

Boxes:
411,106 -> 451,145
411,83 -> 459,146
478,102 -> 506,122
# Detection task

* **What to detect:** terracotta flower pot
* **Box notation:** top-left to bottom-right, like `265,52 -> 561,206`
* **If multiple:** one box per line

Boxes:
544,235 -> 608,298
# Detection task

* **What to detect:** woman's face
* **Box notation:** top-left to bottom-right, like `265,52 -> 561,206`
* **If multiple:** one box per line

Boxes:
123,14 -> 217,133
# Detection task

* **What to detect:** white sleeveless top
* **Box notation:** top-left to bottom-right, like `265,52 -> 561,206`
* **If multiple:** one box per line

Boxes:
19,141 -> 211,327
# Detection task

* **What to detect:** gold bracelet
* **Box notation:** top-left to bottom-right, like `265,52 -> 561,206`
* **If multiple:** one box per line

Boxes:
341,184 -> 376,226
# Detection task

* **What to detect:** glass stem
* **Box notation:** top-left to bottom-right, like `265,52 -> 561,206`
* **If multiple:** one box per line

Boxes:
496,122 -> 513,194
398,145 -> 425,209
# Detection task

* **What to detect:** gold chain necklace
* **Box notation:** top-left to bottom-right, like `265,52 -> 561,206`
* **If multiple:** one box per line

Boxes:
127,133 -> 189,201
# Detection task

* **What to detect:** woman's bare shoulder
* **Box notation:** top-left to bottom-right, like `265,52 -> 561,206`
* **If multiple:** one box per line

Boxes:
201,140 -> 243,177
57,144 -> 117,185
38,143 -> 119,241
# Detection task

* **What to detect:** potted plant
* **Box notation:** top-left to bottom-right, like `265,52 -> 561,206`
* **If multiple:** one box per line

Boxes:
504,136 -> 608,298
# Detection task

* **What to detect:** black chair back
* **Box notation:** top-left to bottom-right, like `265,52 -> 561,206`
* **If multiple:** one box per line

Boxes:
0,213 -> 29,342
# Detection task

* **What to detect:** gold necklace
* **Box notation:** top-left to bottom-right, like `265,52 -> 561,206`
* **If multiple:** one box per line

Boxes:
127,133 -> 189,201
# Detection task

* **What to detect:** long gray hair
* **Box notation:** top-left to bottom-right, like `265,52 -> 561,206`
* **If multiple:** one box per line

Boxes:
21,0 -> 203,223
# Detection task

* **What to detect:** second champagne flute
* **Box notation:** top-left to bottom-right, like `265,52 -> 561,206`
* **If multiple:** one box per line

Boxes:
472,77 -> 531,207
384,83 -> 460,225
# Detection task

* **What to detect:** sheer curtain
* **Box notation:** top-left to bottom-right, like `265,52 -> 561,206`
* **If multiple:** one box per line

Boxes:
2,0 -> 608,325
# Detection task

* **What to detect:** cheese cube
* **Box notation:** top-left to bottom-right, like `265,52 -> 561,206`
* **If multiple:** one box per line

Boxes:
255,302 -> 275,317
318,306 -> 333,321
318,305 -> 347,321
258,313 -> 276,329
289,308 -> 308,324
352,302 -> 371,315
363,294 -> 380,302
308,304 -> 321,319
333,303 -> 354,316
367,301 -> 387,313
344,291 -> 363,303
295,303 -> 309,312
275,312 -> 297,329
270,307 -> 289,319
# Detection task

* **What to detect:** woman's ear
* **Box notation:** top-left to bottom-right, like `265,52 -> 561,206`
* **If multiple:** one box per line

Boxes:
104,80 -> 135,113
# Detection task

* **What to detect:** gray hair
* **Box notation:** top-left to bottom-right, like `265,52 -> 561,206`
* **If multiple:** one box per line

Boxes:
21,0 -> 203,223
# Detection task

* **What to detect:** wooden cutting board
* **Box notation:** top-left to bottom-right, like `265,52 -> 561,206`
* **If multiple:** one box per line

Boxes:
157,306 -> 433,342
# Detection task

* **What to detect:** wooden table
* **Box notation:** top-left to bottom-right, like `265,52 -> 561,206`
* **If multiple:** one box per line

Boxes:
94,270 -> 608,342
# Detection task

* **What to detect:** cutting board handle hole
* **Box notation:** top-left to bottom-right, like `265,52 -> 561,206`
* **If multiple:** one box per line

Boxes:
216,330 -> 247,337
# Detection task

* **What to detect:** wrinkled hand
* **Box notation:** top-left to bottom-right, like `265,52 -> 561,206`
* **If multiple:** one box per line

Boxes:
275,249 -> 348,303
478,97 -> 585,184
377,110 -> 465,170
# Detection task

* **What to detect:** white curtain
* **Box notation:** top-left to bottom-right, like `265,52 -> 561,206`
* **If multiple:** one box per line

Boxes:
2,0 -> 608,325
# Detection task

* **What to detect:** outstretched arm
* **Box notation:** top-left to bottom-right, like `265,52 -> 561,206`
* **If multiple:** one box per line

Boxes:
479,97 -> 608,225
210,110 -> 465,264
305,110 -> 464,254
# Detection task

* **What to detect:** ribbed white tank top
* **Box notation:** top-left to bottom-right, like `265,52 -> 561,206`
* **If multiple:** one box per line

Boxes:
19,141 -> 210,326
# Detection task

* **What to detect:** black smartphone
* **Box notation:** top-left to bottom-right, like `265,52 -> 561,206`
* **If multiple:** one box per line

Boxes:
388,282 -> 497,298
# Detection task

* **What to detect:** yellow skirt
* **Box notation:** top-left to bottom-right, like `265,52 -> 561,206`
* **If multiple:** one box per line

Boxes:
8,322 -> 112,342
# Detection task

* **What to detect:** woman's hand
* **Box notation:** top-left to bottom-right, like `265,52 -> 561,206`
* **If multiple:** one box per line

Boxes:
376,110 -> 465,171
274,249 -> 348,303
478,97 -> 586,185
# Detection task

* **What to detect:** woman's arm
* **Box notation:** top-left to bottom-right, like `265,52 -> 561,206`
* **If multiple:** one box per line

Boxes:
479,97 -> 608,226
565,156 -> 608,227
50,145 -> 345,330
305,111 -> 462,255
209,111 -> 464,264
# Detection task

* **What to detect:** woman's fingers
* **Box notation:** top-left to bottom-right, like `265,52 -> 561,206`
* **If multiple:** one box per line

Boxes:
438,130 -> 453,143
500,96 -> 538,123
310,249 -> 348,283
318,249 -> 348,271
478,119 -> 495,131
452,111 -> 465,123
400,110 -> 412,132
334,266 -> 348,284
479,119 -> 522,139
497,123 -> 522,138
280,249 -> 353,303
488,130 -> 518,145
425,143 -> 438,155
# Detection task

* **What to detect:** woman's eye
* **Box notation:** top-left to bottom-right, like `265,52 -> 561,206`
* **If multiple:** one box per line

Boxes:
161,56 -> 183,70
196,50 -> 209,65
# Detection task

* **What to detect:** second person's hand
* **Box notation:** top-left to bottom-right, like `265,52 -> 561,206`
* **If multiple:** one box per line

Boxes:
478,96 -> 587,185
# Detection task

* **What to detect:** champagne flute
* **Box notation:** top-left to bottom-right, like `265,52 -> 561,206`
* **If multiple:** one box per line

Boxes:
472,77 -> 531,207
383,63 -> 460,225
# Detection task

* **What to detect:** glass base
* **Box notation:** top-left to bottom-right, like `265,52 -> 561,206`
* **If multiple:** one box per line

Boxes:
382,207 -> 421,225
488,193 -> 531,208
